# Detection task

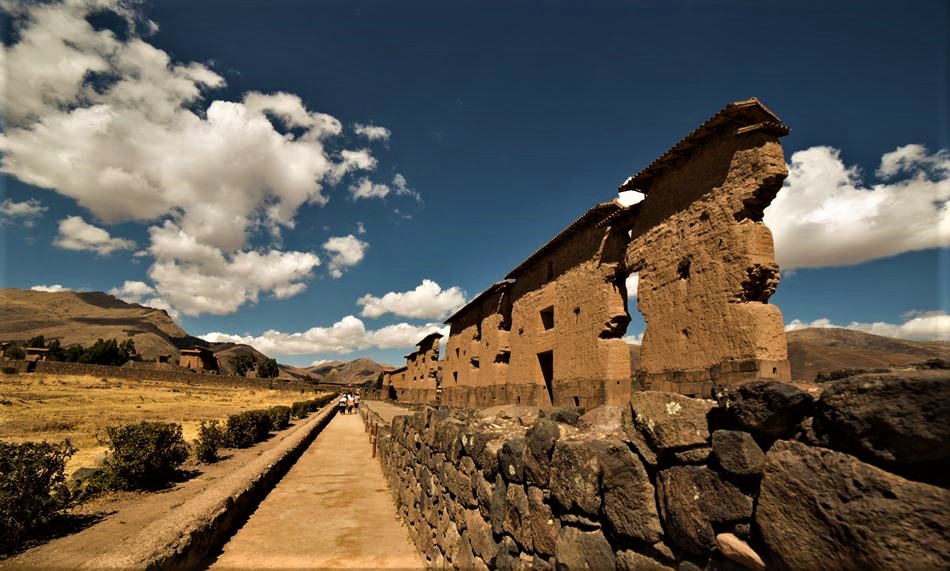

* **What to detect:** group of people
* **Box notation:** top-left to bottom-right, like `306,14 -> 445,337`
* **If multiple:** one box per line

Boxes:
338,392 -> 361,415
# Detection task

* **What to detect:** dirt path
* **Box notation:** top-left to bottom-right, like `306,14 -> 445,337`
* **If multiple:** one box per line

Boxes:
208,411 -> 422,570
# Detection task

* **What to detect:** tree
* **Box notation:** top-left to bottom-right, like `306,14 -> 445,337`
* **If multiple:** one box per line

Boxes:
26,335 -> 46,348
4,342 -> 25,360
256,358 -> 279,379
233,354 -> 256,377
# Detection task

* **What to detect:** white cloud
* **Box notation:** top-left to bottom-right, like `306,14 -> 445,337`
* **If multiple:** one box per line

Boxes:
393,173 -> 421,202
785,312 -> 950,341
622,332 -> 644,344
322,234 -> 368,278
53,215 -> 136,255
764,145 -> 950,270
617,190 -> 645,207
30,284 -> 70,292
356,221 -> 367,234
108,279 -> 180,319
358,279 -> 467,319
203,316 -> 448,356
625,273 -> 639,298
0,0 -> 386,316
348,177 -> 390,200
353,123 -> 391,141
1,198 -> 47,226
144,222 -> 319,315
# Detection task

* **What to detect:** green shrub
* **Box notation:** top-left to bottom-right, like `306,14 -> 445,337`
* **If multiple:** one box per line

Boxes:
0,439 -> 76,549
226,410 -> 271,448
195,420 -> 226,464
103,422 -> 188,490
291,400 -> 308,419
268,406 -> 291,431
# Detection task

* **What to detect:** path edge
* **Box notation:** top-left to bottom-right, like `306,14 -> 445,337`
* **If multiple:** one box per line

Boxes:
79,402 -> 339,571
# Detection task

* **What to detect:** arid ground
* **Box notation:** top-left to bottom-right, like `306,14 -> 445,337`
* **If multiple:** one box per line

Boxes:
0,373 -> 323,474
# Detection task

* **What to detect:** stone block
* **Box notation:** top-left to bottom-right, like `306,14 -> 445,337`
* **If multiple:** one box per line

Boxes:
719,380 -> 812,438
499,437 -> 526,483
524,419 -> 561,487
711,430 -> 764,476
756,440 -> 950,571
504,484 -> 533,552
657,466 -> 753,555
626,392 -> 713,452
601,440 -> 663,544
550,439 -> 608,518
554,526 -> 616,571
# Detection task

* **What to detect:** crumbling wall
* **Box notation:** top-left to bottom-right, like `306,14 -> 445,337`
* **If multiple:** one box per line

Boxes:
505,215 -> 632,409
622,101 -> 791,397
365,371 -> 950,570
443,283 -> 513,408
391,335 -> 441,404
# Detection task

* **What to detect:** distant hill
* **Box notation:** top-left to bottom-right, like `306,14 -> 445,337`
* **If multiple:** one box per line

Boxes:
0,288 -> 200,358
0,288 -> 391,385
306,357 -> 392,386
786,327 -> 950,381
626,327 -> 949,382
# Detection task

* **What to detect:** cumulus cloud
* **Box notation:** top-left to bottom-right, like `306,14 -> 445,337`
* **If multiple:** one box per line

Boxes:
356,221 -> 366,234
30,284 -> 70,292
0,198 -> 47,226
322,234 -> 367,278
785,311 -> 950,341
625,273 -> 639,298
348,177 -> 390,200
617,190 -> 645,207
145,221 -> 320,315
53,216 -> 136,255
765,145 -> 950,270
393,173 -> 422,202
358,279 -> 467,319
108,279 -> 180,318
353,123 -> 391,141
0,0 -> 383,315
203,316 -> 447,356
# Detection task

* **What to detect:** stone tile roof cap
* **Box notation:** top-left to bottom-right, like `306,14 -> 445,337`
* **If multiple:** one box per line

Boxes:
505,200 -> 623,279
444,280 -> 513,324
619,97 -> 788,193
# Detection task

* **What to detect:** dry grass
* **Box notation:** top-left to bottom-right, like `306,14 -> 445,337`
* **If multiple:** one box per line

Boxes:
0,373 -> 329,473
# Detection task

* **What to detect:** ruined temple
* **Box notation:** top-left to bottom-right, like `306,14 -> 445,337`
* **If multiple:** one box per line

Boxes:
179,346 -> 218,373
386,333 -> 441,403
409,98 -> 789,406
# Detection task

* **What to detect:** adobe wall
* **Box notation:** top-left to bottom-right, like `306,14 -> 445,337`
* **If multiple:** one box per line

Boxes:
624,105 -> 791,397
443,284 -> 514,408
505,215 -> 632,409
2,360 -> 323,393
434,99 -> 792,407
364,371 -> 950,570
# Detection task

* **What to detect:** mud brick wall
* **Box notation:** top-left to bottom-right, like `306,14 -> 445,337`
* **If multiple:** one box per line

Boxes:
367,371 -> 950,571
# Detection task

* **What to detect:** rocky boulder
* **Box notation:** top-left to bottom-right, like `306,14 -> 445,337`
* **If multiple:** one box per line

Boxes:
711,430 -> 765,476
756,440 -> 950,570
625,392 -> 714,452
814,371 -> 950,467
656,466 -> 754,555
717,380 -> 813,438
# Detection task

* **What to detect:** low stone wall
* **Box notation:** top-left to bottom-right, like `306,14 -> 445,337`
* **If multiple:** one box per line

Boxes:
365,371 -> 950,570
1,359 -> 321,393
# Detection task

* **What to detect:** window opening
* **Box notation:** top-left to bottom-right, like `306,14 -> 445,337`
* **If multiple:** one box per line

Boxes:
540,306 -> 555,330
538,351 -> 554,405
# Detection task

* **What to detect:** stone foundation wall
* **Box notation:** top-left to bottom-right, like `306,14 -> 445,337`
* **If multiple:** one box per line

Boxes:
2,360 -> 322,392
365,371 -> 949,570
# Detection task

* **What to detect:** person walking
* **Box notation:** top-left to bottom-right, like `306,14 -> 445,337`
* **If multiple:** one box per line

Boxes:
338,393 -> 348,415
346,393 -> 355,415
354,393 -> 361,411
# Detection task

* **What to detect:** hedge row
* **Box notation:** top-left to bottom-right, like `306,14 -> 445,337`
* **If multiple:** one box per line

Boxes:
1,393 -> 337,548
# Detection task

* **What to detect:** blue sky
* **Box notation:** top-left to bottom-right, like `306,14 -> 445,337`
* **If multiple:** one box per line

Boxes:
1,0 -> 948,367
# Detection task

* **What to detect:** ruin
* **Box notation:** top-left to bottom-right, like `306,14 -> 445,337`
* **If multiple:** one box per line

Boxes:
383,334 -> 441,403
395,98 -> 790,405
179,346 -> 219,373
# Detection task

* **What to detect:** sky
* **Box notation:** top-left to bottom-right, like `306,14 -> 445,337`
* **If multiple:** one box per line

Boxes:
1,0 -> 948,367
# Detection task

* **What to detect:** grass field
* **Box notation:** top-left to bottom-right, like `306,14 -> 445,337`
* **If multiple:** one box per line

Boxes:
0,373 -> 331,473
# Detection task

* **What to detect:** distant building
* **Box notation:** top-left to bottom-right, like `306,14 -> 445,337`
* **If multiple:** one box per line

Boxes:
25,347 -> 50,362
179,347 -> 219,373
